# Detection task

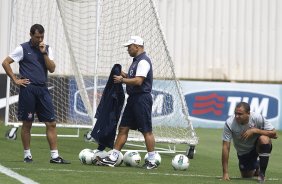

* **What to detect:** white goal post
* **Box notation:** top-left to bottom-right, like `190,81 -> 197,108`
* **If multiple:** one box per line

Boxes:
5,0 -> 198,152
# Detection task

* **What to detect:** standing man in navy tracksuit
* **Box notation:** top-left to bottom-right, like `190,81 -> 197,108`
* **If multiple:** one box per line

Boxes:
2,24 -> 70,164
97,36 -> 158,169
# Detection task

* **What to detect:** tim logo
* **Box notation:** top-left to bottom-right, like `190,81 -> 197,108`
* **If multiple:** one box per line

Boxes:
72,87 -> 173,118
185,91 -> 279,121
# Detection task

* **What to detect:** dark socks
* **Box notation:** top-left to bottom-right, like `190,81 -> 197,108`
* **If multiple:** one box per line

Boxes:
259,144 -> 272,175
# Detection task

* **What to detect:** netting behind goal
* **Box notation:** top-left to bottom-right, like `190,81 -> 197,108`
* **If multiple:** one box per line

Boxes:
7,0 -> 198,145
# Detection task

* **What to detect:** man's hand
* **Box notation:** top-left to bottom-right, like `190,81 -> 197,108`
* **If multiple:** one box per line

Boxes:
113,75 -> 123,83
222,173 -> 230,181
14,78 -> 30,87
39,42 -> 46,53
241,128 -> 255,140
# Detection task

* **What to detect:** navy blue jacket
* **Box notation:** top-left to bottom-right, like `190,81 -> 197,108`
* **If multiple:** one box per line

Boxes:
91,64 -> 125,148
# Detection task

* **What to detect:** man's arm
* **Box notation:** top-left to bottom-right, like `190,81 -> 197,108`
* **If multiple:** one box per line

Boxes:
121,71 -> 127,78
114,59 -> 149,86
39,42 -> 56,73
2,57 -> 30,87
113,75 -> 144,86
43,54 -> 56,73
222,140 -> 231,181
2,57 -> 17,82
256,128 -> 277,139
241,128 -> 277,140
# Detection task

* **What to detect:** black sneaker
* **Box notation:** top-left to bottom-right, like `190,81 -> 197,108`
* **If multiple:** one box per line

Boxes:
50,156 -> 71,164
143,161 -> 158,169
96,156 -> 116,167
24,156 -> 33,163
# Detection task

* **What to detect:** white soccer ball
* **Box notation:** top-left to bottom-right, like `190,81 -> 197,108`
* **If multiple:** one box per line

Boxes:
78,148 -> 95,165
144,152 -> 161,166
123,151 -> 141,167
78,148 -> 91,162
172,154 -> 189,170
107,150 -> 124,166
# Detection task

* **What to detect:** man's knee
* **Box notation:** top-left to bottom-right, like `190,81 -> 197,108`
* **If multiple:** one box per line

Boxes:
22,121 -> 32,131
118,127 -> 129,135
142,131 -> 155,142
142,131 -> 153,137
258,135 -> 271,144
257,136 -> 272,153
45,121 -> 56,129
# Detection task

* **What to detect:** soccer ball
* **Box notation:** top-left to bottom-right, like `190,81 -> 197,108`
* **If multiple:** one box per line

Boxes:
123,151 -> 141,167
172,154 -> 189,170
144,152 -> 161,166
107,150 -> 124,166
5,127 -> 18,140
78,148 -> 95,165
78,148 -> 92,163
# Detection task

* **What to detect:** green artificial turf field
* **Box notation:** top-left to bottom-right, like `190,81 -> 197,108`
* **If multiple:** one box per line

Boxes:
0,122 -> 280,184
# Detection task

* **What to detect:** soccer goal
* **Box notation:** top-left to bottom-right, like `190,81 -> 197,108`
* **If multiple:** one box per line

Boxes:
5,0 -> 198,155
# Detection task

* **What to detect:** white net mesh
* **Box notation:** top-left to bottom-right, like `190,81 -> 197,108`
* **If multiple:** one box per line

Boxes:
7,0 -> 198,145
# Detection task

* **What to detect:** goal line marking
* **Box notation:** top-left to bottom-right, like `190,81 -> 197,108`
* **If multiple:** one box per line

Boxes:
0,164 -> 39,184
10,167 -> 279,181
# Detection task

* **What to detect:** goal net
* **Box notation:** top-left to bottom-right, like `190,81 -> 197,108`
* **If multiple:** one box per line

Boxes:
6,0 -> 198,147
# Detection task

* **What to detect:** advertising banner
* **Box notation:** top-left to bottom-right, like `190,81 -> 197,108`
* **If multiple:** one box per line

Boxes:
181,81 -> 281,129
1,74 -> 281,130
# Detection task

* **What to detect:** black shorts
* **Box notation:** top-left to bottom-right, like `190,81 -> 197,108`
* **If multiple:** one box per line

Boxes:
119,93 -> 152,133
237,148 -> 258,171
18,84 -> 56,122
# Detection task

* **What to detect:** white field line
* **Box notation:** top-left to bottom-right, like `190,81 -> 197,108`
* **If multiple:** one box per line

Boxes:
10,167 -> 279,181
0,164 -> 39,184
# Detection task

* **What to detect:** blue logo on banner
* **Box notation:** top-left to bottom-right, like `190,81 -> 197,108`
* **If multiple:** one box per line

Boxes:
69,78 -> 174,119
185,91 -> 278,121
